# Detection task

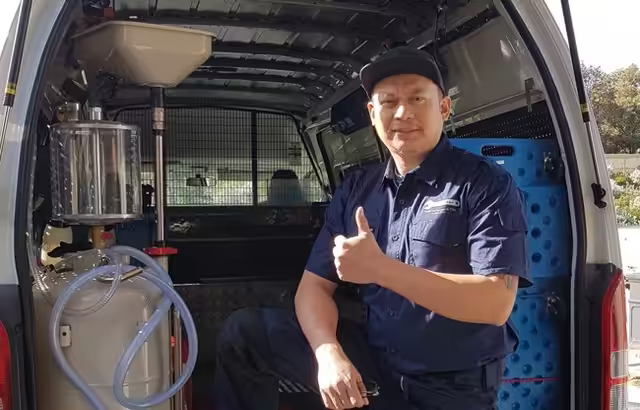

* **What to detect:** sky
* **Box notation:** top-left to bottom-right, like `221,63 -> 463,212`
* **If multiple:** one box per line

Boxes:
0,0 -> 19,56
545,0 -> 640,72
0,0 -> 638,72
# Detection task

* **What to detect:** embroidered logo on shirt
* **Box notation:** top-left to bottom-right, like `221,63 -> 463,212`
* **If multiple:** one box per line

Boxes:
423,198 -> 460,214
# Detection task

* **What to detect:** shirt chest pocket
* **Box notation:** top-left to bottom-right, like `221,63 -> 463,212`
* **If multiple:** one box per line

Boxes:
410,213 -> 469,273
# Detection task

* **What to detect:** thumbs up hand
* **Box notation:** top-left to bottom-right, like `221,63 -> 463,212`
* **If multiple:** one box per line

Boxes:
333,207 -> 386,284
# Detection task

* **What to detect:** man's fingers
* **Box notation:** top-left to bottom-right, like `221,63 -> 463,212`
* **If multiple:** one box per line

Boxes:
333,235 -> 355,260
356,379 -> 369,406
334,235 -> 347,247
355,206 -> 371,236
346,378 -> 366,408
321,391 -> 336,409
333,382 -> 351,409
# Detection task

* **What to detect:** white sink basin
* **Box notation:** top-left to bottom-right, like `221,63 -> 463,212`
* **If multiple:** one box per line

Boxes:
73,21 -> 214,87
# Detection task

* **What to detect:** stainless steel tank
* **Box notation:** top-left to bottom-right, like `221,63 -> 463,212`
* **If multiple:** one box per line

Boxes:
50,115 -> 142,225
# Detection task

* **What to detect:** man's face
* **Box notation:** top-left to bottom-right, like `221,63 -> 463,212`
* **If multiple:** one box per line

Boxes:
367,74 -> 451,159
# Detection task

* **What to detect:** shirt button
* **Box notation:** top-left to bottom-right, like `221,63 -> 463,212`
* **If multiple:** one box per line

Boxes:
388,310 -> 396,317
398,199 -> 406,206
392,235 -> 399,242
390,347 -> 398,354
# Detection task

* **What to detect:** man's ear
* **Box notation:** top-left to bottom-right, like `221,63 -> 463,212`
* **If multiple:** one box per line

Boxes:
367,101 -> 376,125
440,95 -> 452,121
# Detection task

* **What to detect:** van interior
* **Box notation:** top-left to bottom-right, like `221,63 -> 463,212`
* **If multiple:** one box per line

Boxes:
23,0 -> 574,408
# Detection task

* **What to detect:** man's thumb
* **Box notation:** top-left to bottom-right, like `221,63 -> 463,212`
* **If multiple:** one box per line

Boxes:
355,207 -> 370,235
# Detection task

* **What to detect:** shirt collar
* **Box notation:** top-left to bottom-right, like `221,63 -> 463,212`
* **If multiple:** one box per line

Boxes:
383,134 -> 453,186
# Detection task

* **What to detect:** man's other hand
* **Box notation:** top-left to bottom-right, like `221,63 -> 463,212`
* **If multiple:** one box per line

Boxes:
315,343 -> 369,409
333,207 -> 386,284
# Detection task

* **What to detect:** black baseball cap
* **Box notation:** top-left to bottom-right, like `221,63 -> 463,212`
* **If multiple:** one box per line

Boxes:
359,46 -> 445,97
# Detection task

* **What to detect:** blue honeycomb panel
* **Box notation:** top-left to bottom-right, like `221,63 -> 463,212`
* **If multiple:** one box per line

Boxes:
498,277 -> 569,410
498,379 -> 565,410
521,187 -> 571,278
505,278 -> 567,380
451,139 -> 571,409
451,138 -> 571,278
450,138 -> 560,187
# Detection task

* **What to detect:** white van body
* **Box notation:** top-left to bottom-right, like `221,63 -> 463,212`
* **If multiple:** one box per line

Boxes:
0,0 -> 628,409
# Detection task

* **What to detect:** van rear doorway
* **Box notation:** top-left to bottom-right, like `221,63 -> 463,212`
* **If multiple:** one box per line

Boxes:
0,0 -> 628,409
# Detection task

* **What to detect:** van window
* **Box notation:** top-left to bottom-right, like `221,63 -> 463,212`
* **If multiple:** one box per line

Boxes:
319,126 -> 383,186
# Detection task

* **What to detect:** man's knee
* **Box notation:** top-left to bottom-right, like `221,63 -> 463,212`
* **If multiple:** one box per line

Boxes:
216,307 -> 298,353
216,307 -> 266,353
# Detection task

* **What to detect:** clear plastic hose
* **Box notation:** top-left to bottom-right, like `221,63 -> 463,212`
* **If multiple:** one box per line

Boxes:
35,250 -> 125,317
63,256 -> 123,317
48,245 -> 198,410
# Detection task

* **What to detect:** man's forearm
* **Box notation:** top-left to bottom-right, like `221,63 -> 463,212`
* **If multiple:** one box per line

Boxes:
375,257 -> 517,326
294,280 -> 340,354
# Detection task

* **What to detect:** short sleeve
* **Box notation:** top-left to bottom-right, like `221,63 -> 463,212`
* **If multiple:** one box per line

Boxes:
467,166 -> 532,288
304,176 -> 353,283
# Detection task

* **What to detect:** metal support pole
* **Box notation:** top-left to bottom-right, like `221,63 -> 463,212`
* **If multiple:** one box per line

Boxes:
152,88 -> 166,251
90,107 -> 104,214
151,87 -> 183,410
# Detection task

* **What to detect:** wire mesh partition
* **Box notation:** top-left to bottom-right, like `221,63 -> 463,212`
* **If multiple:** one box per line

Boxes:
117,107 -> 327,207
118,109 -> 156,188
256,112 -> 326,205
166,108 -> 254,206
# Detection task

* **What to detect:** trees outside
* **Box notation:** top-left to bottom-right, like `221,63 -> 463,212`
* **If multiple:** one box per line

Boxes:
583,63 -> 640,226
609,167 -> 640,226
582,63 -> 640,154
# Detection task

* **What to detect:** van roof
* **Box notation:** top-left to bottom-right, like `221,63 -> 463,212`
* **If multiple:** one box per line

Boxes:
102,0 -> 477,119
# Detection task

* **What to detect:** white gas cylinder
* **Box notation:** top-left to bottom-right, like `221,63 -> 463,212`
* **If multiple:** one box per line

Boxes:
32,251 -> 172,410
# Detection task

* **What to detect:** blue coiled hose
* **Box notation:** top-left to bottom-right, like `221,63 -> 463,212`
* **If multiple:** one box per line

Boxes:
48,245 -> 198,410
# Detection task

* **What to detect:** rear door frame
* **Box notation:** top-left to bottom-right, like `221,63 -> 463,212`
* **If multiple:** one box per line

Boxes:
499,1 -> 625,409
4,0 -> 74,409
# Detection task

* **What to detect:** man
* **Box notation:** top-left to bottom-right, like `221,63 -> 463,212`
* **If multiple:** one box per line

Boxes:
212,47 -> 530,410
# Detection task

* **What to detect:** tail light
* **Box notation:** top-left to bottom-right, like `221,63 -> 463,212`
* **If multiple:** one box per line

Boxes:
0,321 -> 11,410
602,269 -> 628,409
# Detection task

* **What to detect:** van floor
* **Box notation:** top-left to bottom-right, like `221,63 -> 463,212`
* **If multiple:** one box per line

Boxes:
176,281 -> 328,410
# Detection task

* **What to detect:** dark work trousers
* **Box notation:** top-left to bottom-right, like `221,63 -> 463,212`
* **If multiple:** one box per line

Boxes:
212,307 -> 504,410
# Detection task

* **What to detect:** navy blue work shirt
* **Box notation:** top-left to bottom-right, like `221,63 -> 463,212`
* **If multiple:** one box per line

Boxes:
305,134 -> 531,374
